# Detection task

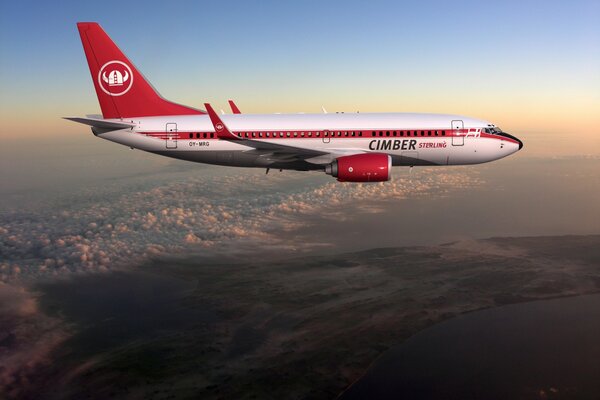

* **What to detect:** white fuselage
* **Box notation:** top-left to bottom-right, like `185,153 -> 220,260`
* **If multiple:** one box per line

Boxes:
96,112 -> 521,171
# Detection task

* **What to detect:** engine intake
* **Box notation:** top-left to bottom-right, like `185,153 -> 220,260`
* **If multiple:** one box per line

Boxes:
325,153 -> 392,182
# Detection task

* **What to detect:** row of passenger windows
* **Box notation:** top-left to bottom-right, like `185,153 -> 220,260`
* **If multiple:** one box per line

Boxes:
187,130 -> 448,139
236,131 -> 366,138
189,132 -> 215,139
373,130 -> 447,137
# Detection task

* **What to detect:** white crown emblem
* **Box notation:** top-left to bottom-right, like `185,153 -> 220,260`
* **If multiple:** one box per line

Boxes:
216,123 -> 224,131
98,60 -> 133,96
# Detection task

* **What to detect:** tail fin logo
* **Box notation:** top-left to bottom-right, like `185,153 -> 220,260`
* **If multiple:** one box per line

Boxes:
103,70 -> 128,86
98,60 -> 133,96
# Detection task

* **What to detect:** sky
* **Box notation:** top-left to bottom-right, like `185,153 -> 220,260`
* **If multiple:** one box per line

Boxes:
0,0 -> 600,285
0,0 -> 599,136
0,0 -> 599,277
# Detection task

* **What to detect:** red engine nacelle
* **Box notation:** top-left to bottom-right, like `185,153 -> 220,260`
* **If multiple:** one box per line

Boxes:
325,153 -> 392,182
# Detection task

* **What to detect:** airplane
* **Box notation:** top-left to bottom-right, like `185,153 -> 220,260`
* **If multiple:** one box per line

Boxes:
66,22 -> 523,183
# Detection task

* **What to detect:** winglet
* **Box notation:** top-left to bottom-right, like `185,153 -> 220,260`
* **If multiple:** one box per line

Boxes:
228,100 -> 242,114
204,103 -> 240,140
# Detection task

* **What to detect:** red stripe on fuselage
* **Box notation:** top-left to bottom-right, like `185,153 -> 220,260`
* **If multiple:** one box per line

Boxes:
139,129 -> 518,145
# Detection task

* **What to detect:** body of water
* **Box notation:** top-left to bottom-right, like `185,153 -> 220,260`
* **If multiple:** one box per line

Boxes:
341,294 -> 600,400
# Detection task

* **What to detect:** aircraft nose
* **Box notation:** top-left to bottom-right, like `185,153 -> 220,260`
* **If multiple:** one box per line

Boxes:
502,132 -> 523,150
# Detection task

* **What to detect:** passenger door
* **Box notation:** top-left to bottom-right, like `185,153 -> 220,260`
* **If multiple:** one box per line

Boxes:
166,123 -> 177,149
451,120 -> 464,146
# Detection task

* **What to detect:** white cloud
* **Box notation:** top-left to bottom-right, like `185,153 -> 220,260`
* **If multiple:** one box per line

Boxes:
0,168 -> 483,282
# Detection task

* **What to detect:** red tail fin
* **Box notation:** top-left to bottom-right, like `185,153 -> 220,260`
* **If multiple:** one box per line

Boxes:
77,22 -> 203,119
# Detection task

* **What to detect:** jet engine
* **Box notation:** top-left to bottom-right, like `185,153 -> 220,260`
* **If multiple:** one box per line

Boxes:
325,153 -> 392,182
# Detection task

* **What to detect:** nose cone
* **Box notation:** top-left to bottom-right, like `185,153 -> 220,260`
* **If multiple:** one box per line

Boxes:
516,136 -> 523,150
502,132 -> 523,150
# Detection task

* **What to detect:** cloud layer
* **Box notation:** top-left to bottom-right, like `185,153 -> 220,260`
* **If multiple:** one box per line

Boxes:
0,168 -> 482,282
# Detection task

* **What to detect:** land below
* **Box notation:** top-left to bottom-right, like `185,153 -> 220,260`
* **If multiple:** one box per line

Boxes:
7,234 -> 600,399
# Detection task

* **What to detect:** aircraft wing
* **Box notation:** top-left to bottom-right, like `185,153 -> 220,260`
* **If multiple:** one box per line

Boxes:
204,103 -> 364,164
237,140 -> 331,165
241,145 -> 365,165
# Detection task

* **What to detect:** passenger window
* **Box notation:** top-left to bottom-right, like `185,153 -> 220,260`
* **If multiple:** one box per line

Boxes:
210,133 -> 214,138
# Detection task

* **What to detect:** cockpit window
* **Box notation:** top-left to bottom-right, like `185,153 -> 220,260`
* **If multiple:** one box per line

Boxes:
484,127 -> 503,134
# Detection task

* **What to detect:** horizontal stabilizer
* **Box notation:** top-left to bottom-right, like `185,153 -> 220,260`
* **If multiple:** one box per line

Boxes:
64,116 -> 136,131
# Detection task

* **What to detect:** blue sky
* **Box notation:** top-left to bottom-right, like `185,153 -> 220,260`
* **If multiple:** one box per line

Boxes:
0,0 -> 599,134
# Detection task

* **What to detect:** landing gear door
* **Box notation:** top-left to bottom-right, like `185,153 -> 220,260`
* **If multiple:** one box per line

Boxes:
451,120 -> 464,146
166,123 -> 177,149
